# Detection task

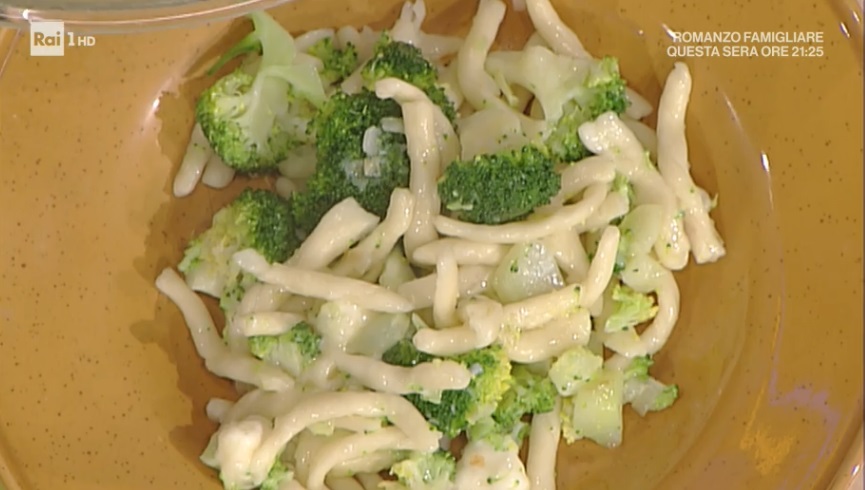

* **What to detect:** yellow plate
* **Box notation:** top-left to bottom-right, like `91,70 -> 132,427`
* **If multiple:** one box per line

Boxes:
0,0 -> 861,488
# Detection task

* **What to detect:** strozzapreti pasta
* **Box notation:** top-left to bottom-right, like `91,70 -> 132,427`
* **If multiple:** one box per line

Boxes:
157,0 -> 726,489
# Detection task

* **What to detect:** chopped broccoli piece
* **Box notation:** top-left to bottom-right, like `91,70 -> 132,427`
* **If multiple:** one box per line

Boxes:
624,376 -> 679,416
560,367 -> 624,448
260,460 -> 293,490
248,322 -> 322,377
611,173 -> 636,205
437,145 -> 561,225
492,242 -> 564,304
603,283 -> 659,333
389,451 -> 456,490
467,416 -> 529,451
207,30 -> 263,76
292,89 -> 409,235
178,188 -> 298,311
380,337 -> 431,366
651,384 -> 679,410
548,347 -> 603,397
487,47 -> 628,164
492,364 -> 557,429
613,221 -> 632,272
196,11 -> 327,173
308,37 -> 359,85
621,355 -> 678,416
382,340 -> 512,437
623,355 -> 654,381
361,33 -> 456,122
545,56 -> 629,163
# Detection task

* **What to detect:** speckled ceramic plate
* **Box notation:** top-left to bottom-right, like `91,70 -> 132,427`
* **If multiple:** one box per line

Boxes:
0,0 -> 861,489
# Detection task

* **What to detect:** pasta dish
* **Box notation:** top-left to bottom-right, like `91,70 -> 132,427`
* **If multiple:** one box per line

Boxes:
155,0 -> 726,488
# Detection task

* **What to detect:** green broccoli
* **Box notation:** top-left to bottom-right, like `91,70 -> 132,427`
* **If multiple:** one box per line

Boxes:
559,367 -> 624,448
621,355 -> 679,416
178,188 -> 298,311
623,355 -> 654,381
206,30 -> 263,77
467,416 -> 530,452
625,376 -> 679,416
248,322 -> 322,378
603,283 -> 659,333
259,460 -> 293,490
614,223 -> 632,273
487,48 -> 629,164
382,340 -> 512,437
548,346 -> 604,397
292,89 -> 409,235
491,364 -> 557,429
387,451 -> 456,490
361,33 -> 456,122
437,145 -> 561,225
196,11 -> 328,173
308,37 -> 359,85
544,57 -> 629,163
612,171 -> 635,197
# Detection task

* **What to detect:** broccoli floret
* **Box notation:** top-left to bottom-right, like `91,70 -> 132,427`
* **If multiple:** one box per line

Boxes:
206,30 -> 263,76
260,460 -> 293,490
467,416 -> 529,451
620,356 -> 679,416
292,89 -> 409,235
382,340 -> 512,437
624,376 -> 679,416
178,189 -> 298,311
196,11 -> 328,173
308,37 -> 359,85
652,384 -> 679,410
611,173 -> 636,207
545,56 -> 629,163
437,145 -> 561,225
492,365 -> 557,429
361,33 -> 456,122
559,367 -> 624,448
387,451 -> 456,490
248,322 -> 322,378
381,337 -> 432,366
623,355 -> 654,381
548,347 -> 604,397
487,48 -> 628,164
603,283 -> 659,333
613,216 -> 632,272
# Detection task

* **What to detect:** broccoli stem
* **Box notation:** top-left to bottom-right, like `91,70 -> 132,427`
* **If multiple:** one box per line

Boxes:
207,31 -> 262,76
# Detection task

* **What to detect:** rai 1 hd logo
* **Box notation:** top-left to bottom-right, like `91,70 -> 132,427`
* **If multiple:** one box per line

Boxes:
29,21 -> 96,57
